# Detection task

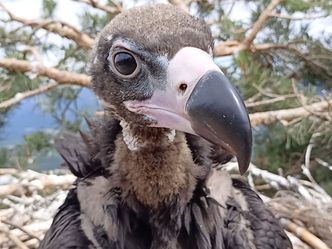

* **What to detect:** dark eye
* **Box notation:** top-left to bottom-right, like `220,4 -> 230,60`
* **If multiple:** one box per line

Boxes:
113,52 -> 137,76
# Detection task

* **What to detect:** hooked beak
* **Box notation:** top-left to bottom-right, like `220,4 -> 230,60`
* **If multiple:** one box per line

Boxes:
125,47 -> 252,174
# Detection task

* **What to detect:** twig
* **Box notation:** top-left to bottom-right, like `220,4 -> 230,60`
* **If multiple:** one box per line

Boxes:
226,161 -> 331,203
22,46 -> 44,65
0,82 -> 58,109
0,58 -> 91,86
214,42 -> 293,57
249,164 -> 290,189
252,84 -> 281,98
213,0 -> 284,56
0,172 -> 75,197
74,0 -> 122,15
242,0 -> 284,48
288,48 -> 332,78
303,144 -> 318,185
302,143 -> 330,199
249,98 -> 332,127
1,220 -> 41,241
0,226 -> 29,249
255,184 -> 271,191
315,158 -> 332,171
246,94 -> 297,108
292,78 -> 330,120
0,2 -> 93,49
0,57 -> 91,109
245,92 -> 262,103
0,168 -> 18,175
280,218 -> 330,249
269,13 -> 330,20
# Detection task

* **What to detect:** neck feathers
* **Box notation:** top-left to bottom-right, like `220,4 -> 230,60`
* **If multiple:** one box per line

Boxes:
113,127 -> 197,208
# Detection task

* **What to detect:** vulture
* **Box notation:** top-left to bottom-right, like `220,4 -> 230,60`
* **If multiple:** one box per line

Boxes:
39,4 -> 292,249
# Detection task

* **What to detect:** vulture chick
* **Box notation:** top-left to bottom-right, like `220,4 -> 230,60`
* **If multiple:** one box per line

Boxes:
39,4 -> 292,249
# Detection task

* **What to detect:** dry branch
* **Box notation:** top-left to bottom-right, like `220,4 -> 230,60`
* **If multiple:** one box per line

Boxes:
214,42 -> 303,56
0,58 -> 91,108
246,94 -> 297,108
0,170 -> 75,197
0,0 -> 330,127
0,226 -> 29,249
1,54 -> 331,125
243,0 -> 283,47
268,194 -> 332,248
1,56 -> 331,127
0,82 -> 58,109
22,46 -> 44,65
0,2 -> 93,49
74,0 -> 122,15
225,161 -> 331,203
269,13 -> 330,20
0,168 -> 18,175
214,0 -> 284,56
249,99 -> 332,127
0,58 -> 91,86
1,220 -> 41,241
2,167 -> 330,249
280,218 -> 330,249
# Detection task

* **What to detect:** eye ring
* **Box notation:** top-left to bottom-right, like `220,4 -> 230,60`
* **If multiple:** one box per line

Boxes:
109,50 -> 140,78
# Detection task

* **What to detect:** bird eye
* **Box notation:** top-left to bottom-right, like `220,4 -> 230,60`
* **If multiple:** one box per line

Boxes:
113,52 -> 138,76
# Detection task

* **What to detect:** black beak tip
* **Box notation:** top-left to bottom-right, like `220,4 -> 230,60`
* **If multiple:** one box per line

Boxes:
187,70 -> 252,175
237,141 -> 252,175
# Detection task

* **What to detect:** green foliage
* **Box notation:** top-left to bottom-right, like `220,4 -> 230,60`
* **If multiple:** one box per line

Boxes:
0,148 -> 9,167
56,45 -> 89,72
285,0 -> 332,12
80,12 -> 111,37
24,132 -> 52,152
254,123 -> 308,173
286,0 -> 312,12
0,131 -> 54,169
0,71 -> 40,113
42,0 -> 57,18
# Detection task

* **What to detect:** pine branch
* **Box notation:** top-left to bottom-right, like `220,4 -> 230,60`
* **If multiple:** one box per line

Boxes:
214,0 -> 284,56
246,94 -> 297,108
0,58 -> 91,87
1,56 -> 331,125
269,12 -> 330,20
213,41 -> 291,56
249,99 -> 332,127
215,42 -> 332,79
0,58 -> 91,109
22,46 -> 44,65
0,82 -> 58,109
74,0 -> 122,15
0,2 -> 93,49
242,0 -> 283,48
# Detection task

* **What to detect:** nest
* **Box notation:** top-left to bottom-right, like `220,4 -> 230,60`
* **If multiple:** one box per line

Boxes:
0,167 -> 331,249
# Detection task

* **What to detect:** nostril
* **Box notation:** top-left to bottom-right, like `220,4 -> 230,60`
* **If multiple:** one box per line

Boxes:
178,83 -> 188,93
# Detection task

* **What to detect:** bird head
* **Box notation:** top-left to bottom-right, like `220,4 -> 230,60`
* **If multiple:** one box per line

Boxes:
90,4 -> 252,174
